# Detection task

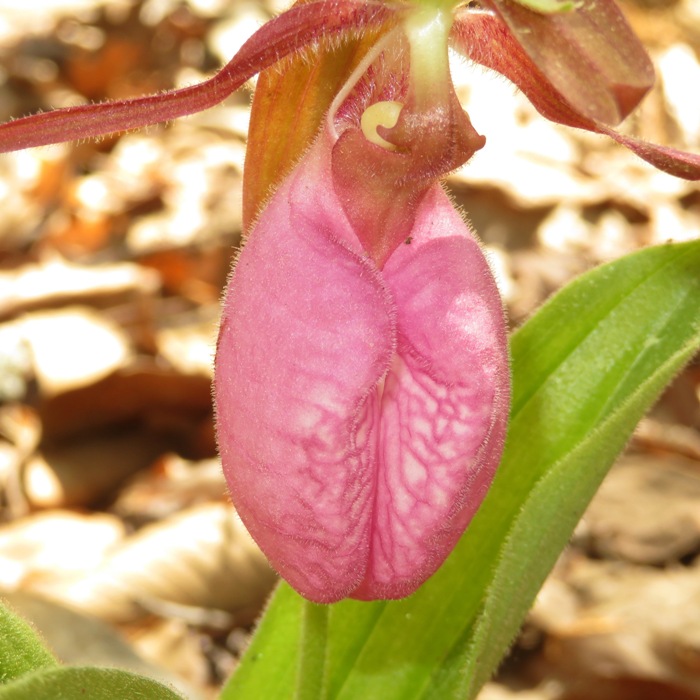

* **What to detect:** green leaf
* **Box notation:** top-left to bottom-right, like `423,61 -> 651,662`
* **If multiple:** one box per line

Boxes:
221,240 -> 700,700
434,240 -> 700,699
222,584 -> 304,698
0,601 -> 58,684
0,667 -> 184,700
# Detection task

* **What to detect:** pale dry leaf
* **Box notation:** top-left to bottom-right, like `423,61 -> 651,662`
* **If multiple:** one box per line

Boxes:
530,577 -> 581,635
0,0 -> 133,45
37,359 -> 212,443
17,306 -> 133,396
449,61 -> 604,209
186,104 -> 252,143
678,0 -> 700,36
507,248 -> 589,321
0,324 -> 32,402
542,558 -> 700,696
126,617 -> 211,691
0,256 -> 160,323
71,134 -> 164,213
206,2 -> 269,71
0,149 -> 52,248
537,205 -> 597,255
581,455 -> 700,565
0,405 -> 42,518
657,44 -> 700,148
23,428 -> 168,510
125,129 -> 244,255
156,307 -> 217,378
0,404 -> 41,459
35,503 -> 276,625
650,200 -> 700,244
0,510 -> 124,589
539,205 -> 642,263
482,245 -> 516,307
476,682 -> 558,700
112,454 -> 227,522
634,417 -> 700,462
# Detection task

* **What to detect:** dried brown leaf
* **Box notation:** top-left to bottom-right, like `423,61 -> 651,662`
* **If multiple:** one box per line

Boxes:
0,257 -> 159,323
38,359 -> 212,445
0,510 -> 124,589
35,503 -> 276,626
23,427 -> 169,509
539,558 -> 700,697
112,454 -> 227,522
17,306 -> 133,396
581,455 -> 700,565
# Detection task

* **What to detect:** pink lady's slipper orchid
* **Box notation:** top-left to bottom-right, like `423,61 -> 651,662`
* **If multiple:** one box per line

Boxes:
216,7 -> 510,602
0,0 -> 698,603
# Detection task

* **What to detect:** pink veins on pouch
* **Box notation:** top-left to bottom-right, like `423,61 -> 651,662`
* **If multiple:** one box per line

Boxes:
215,131 -> 510,603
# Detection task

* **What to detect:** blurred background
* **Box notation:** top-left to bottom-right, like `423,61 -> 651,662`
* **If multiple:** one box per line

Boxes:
0,0 -> 698,698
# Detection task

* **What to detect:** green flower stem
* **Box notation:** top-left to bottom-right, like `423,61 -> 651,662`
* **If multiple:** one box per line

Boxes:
403,5 -> 453,112
295,601 -> 329,700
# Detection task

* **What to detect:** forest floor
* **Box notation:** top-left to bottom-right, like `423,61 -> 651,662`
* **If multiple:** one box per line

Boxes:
0,1 -> 699,698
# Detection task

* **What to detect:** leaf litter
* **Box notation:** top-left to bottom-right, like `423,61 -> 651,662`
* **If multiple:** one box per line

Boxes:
0,0 -> 697,697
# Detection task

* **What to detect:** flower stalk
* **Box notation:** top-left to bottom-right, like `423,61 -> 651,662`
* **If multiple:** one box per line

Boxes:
402,3 -> 453,112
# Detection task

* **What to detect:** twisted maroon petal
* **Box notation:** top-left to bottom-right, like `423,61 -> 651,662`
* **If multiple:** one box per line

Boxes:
481,0 -> 654,126
0,0 -> 395,153
452,10 -> 700,180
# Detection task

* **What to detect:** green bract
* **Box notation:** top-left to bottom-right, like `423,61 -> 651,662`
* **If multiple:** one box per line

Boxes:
0,667 -> 183,700
0,603 -> 57,685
